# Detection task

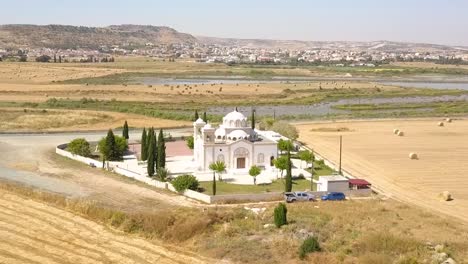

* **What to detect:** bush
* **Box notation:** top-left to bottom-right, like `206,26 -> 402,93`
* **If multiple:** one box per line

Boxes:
271,121 -> 299,140
171,175 -> 199,192
299,236 -> 320,259
35,55 -> 51,63
98,134 -> 128,161
67,138 -> 91,157
186,135 -> 194,149
273,203 -> 287,228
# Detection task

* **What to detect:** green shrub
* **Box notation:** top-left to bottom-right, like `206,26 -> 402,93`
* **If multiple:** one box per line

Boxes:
67,138 -> 91,157
186,135 -> 194,149
98,134 -> 128,161
171,175 -> 199,192
273,203 -> 287,228
299,236 -> 320,259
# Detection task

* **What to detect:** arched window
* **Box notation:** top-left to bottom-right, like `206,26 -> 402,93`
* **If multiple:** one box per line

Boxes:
217,135 -> 222,139
232,137 -> 237,141
230,120 -> 234,127
257,153 -> 265,163
235,120 -> 240,127
234,147 -> 249,157
241,120 -> 246,127
217,154 -> 225,162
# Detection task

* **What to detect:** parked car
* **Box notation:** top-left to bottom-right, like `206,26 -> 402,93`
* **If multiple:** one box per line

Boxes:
89,162 -> 96,168
284,192 -> 315,203
321,192 -> 346,201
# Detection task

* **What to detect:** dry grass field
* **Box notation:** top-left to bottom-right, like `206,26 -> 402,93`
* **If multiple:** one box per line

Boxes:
0,80 -> 396,104
0,62 -> 125,84
296,118 -> 468,223
0,108 -> 190,131
0,189 -> 210,264
0,60 -> 415,105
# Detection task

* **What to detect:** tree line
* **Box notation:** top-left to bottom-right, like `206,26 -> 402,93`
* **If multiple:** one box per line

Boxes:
140,127 -> 167,180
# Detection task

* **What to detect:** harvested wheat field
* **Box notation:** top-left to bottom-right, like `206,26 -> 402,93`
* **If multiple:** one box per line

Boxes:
0,108 -> 190,132
0,189 -> 209,264
296,118 -> 468,222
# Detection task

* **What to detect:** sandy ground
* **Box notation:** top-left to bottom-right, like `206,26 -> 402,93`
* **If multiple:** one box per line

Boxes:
0,190 -> 211,264
296,118 -> 468,223
0,108 -> 190,132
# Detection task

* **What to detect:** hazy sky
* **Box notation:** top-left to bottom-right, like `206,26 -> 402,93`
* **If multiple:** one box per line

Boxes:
2,0 -> 467,45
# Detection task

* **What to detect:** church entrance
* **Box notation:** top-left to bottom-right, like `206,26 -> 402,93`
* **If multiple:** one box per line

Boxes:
236,157 -> 246,169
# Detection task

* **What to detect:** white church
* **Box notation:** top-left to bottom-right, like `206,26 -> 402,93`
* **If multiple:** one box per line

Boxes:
193,109 -> 278,172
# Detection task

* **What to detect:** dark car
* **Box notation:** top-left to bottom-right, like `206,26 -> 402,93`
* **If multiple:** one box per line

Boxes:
321,192 -> 346,201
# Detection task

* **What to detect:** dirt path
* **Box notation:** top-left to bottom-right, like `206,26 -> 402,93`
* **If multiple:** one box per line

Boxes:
296,118 -> 468,223
0,190 -> 212,264
0,130 -> 199,213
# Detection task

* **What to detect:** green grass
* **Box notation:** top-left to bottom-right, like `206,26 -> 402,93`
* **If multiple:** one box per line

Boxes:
199,159 -> 335,195
199,179 -> 311,195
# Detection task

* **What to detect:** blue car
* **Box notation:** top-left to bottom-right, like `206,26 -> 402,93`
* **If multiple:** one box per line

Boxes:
321,192 -> 346,201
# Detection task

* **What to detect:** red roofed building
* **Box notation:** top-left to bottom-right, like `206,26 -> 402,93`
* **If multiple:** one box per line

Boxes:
349,179 -> 371,190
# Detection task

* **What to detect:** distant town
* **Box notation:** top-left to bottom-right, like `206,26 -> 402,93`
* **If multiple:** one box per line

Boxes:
2,41 -> 468,66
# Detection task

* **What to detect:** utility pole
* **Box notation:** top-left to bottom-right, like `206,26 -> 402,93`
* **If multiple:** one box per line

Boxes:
339,135 -> 342,175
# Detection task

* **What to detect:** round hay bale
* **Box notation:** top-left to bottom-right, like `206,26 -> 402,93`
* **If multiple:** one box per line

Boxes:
438,122 -> 444,127
409,153 -> 418,160
446,118 -> 452,123
393,129 -> 400,134
440,191 -> 452,201
397,131 -> 404,136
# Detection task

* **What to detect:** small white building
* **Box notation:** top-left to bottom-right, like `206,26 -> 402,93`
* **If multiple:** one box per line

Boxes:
316,175 -> 349,192
193,110 -> 278,172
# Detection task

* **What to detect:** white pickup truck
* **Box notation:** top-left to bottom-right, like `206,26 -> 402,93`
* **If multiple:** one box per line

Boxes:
284,192 -> 315,203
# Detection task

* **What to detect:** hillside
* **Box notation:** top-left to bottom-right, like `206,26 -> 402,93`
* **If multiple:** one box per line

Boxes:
0,24 -> 197,49
197,36 -> 467,53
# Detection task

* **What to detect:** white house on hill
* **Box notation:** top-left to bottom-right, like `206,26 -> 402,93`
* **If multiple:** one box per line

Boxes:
193,110 -> 278,172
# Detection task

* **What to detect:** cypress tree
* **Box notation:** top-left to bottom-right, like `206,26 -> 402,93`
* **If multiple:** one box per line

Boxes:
152,129 -> 158,170
123,120 -> 129,140
212,172 -> 217,196
54,54 -> 57,63
285,150 -> 293,192
202,112 -> 207,123
274,203 -> 288,228
105,129 -> 117,161
140,128 -> 147,161
251,109 -> 256,130
194,110 -> 199,121
147,135 -> 155,177
157,129 -> 166,169
146,127 -> 153,159
59,55 -> 62,63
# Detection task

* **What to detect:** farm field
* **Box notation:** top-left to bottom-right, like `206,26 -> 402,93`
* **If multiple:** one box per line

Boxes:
296,118 -> 468,222
0,188 -> 210,264
0,108 -> 190,132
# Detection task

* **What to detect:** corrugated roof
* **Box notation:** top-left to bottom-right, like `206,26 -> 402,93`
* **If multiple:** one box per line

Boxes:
349,179 -> 371,186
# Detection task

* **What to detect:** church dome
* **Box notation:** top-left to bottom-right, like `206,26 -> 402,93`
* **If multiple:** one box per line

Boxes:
194,118 -> 206,125
223,109 -> 247,128
215,128 -> 226,137
227,130 -> 249,140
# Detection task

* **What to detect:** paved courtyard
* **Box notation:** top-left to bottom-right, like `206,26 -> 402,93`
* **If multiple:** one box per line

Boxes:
122,140 -> 311,185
